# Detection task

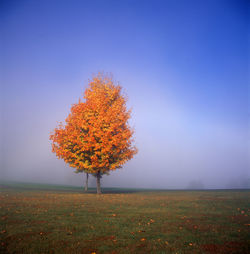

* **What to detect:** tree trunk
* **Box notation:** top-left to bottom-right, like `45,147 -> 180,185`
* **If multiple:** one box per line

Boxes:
96,171 -> 101,194
84,173 -> 88,192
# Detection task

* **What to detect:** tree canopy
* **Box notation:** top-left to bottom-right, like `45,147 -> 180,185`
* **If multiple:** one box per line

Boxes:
50,74 -> 137,193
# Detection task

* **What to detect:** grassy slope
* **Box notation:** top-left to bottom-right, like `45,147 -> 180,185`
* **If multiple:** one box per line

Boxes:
0,182 -> 250,254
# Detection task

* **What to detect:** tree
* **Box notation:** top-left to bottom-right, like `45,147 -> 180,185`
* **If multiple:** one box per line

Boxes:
50,74 -> 137,194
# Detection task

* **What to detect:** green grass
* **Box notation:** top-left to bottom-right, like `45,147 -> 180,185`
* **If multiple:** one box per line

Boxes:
1,182 -> 249,254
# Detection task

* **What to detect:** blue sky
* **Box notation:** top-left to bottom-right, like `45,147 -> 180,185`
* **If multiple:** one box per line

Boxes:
1,0 -> 249,188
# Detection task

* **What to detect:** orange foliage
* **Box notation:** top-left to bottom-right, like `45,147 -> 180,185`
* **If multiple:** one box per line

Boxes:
50,74 -> 137,175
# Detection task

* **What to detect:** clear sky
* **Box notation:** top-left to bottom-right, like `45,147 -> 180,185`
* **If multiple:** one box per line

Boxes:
1,0 -> 249,189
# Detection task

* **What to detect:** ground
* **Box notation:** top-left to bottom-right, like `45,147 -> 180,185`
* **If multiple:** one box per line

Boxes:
0,182 -> 249,253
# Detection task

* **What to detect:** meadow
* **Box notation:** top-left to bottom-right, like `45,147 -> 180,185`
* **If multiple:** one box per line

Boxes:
0,182 -> 249,254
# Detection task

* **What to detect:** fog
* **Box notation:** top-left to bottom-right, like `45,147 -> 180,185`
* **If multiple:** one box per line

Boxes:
1,0 -> 249,189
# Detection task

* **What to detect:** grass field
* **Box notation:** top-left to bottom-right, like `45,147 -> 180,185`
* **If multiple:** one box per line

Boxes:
0,182 -> 249,254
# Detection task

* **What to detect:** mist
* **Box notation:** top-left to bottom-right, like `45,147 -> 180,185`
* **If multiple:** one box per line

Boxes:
1,0 -> 249,189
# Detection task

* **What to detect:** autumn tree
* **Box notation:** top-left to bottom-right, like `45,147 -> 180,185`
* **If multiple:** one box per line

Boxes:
50,74 -> 137,194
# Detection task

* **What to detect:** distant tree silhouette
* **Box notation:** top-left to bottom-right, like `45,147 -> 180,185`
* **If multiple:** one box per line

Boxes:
187,180 -> 204,190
